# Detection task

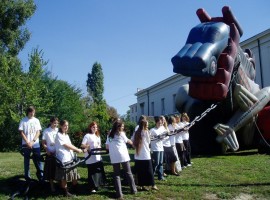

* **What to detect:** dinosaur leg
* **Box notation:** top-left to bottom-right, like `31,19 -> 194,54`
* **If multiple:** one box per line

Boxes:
214,85 -> 270,151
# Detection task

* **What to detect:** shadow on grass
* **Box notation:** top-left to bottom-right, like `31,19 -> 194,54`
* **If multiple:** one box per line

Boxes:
0,175 -> 50,199
192,149 -> 260,158
0,172 -> 118,199
224,150 -> 260,156
0,153 -> 134,199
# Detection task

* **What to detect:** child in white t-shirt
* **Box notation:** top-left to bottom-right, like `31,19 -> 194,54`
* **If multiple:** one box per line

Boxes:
55,120 -> 83,197
42,117 -> 59,192
132,118 -> 158,191
81,121 -> 106,193
150,116 -> 166,181
18,106 -> 43,181
106,120 -> 137,199
175,114 -> 188,168
182,113 -> 192,167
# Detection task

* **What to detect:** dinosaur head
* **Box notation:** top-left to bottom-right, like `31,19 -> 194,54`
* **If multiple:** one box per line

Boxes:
171,6 -> 242,101
172,22 -> 229,77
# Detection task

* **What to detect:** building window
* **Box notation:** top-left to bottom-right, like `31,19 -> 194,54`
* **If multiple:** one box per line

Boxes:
140,102 -> 145,115
173,94 -> 177,113
151,102 -> 155,116
161,98 -> 165,115
135,105 -> 137,112
132,107 -> 134,113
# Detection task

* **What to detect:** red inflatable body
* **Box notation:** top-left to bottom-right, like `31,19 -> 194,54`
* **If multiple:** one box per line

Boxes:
257,106 -> 270,140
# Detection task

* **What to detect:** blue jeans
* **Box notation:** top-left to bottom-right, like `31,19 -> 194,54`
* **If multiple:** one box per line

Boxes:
23,147 -> 43,181
152,151 -> 164,180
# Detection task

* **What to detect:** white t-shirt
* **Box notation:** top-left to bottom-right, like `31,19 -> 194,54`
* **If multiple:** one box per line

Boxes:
130,125 -> 139,141
168,124 -> 177,146
176,122 -> 184,143
81,133 -> 102,164
134,125 -> 139,132
55,132 -> 74,163
132,130 -> 151,160
182,121 -> 190,140
18,117 -> 42,148
42,127 -> 58,153
150,126 -> 166,151
106,132 -> 130,164
162,135 -> 171,147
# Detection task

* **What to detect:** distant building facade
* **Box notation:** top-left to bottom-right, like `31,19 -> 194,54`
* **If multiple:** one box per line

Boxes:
129,74 -> 190,122
240,29 -> 270,88
129,29 -> 270,122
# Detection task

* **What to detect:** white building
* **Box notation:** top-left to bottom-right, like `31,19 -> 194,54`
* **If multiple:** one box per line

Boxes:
129,74 -> 190,122
129,28 -> 270,122
240,29 -> 270,88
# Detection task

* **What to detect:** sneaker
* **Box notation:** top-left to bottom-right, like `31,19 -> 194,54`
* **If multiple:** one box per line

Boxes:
182,166 -> 187,169
91,189 -> 96,193
172,172 -> 180,176
158,178 -> 167,181
187,164 -> 192,167
152,185 -> 159,190
163,173 -> 168,177
142,186 -> 149,191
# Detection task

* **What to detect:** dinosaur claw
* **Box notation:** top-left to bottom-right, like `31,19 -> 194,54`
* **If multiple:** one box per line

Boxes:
214,123 -> 239,151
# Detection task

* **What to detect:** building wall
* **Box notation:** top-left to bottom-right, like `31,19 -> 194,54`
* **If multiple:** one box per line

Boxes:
240,29 -> 270,88
130,29 -> 270,123
133,74 -> 189,121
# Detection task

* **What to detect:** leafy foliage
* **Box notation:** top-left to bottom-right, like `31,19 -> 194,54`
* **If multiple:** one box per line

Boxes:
0,0 -> 36,151
46,79 -> 87,146
87,101 -> 111,144
0,1 -> 126,151
0,0 -> 36,56
86,62 -> 104,103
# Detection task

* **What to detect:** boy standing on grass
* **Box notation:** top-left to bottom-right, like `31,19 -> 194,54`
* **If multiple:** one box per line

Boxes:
19,106 -> 43,182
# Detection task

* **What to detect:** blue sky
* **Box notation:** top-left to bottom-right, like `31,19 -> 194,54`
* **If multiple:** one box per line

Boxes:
18,0 -> 270,115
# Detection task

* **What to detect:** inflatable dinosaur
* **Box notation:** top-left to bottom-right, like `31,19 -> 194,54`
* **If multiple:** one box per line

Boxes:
171,6 -> 270,154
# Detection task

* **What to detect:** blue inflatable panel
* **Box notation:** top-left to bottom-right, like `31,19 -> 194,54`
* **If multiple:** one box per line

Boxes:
172,22 -> 229,77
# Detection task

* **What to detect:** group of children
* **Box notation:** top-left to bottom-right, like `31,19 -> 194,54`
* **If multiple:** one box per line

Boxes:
103,113 -> 192,199
19,106 -> 192,199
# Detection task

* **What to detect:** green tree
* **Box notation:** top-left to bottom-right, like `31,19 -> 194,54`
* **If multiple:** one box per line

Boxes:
86,62 -> 113,144
86,62 -> 104,103
0,0 -> 36,56
107,105 -> 119,122
21,48 -> 53,122
87,101 -> 110,144
0,0 -> 36,151
47,79 -> 87,146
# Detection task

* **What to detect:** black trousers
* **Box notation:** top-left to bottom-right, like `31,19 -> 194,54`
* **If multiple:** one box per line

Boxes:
183,140 -> 191,164
176,143 -> 187,167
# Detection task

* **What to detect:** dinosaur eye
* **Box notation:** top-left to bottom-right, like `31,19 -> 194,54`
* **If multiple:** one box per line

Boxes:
209,56 -> 217,76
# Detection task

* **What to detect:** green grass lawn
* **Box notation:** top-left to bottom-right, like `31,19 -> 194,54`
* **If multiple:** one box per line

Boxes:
1,149 -> 270,199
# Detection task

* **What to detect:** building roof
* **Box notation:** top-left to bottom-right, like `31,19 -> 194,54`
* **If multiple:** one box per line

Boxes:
240,28 -> 270,46
135,73 -> 188,96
